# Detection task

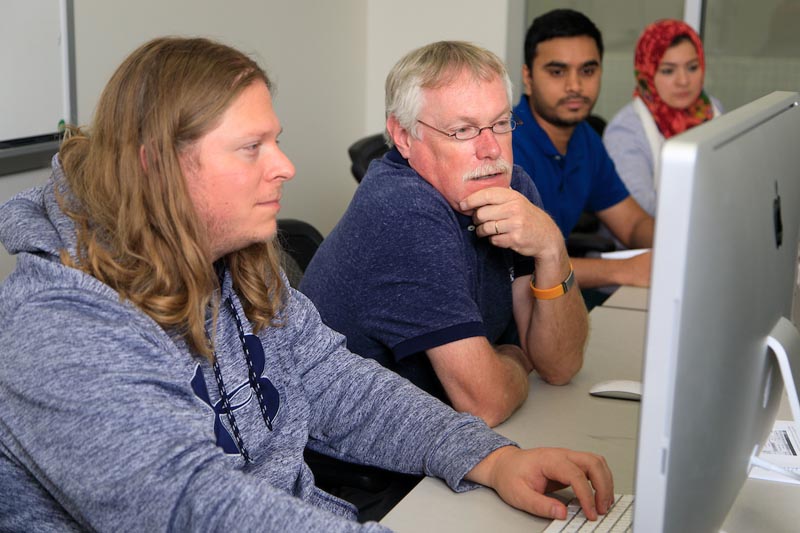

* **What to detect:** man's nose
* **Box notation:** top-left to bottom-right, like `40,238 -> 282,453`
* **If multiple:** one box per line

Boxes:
474,127 -> 501,159
565,70 -> 582,93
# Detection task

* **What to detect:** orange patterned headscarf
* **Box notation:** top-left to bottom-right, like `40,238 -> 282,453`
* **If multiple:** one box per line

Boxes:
633,19 -> 713,139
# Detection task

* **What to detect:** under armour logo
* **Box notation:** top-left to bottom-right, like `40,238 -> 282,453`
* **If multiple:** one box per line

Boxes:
190,334 -> 281,455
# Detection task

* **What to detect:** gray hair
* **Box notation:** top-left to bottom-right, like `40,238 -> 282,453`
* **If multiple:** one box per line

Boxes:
384,41 -> 513,147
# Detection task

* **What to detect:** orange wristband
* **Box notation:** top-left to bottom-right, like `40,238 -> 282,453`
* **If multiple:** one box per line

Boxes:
530,263 -> 575,300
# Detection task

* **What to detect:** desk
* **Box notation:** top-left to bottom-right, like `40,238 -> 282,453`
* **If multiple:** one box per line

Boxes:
381,306 -> 644,531
380,306 -> 800,532
601,286 -> 648,312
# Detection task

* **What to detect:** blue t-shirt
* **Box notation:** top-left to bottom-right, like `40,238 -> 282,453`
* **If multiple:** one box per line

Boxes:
300,149 -> 541,402
512,95 -> 629,237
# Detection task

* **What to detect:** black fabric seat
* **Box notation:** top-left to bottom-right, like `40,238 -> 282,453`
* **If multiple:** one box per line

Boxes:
276,219 -> 324,288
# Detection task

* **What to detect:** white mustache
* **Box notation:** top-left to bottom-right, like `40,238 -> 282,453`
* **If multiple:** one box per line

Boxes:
462,158 -> 512,182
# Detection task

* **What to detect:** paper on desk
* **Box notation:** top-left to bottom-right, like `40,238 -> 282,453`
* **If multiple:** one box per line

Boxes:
600,248 -> 650,260
750,420 -> 800,484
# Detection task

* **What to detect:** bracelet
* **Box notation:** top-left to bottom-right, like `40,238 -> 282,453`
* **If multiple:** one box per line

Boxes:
530,263 -> 575,300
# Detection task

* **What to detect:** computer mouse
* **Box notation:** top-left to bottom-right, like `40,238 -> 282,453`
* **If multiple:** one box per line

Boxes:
589,379 -> 642,401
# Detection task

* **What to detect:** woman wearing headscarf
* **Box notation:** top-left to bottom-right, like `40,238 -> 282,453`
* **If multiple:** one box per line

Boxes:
603,19 -> 723,216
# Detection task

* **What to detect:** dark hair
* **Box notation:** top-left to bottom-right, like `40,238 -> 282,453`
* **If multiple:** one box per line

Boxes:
670,33 -> 693,48
524,9 -> 604,67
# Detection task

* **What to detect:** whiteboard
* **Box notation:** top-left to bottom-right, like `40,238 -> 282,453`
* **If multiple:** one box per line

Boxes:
0,0 -> 75,175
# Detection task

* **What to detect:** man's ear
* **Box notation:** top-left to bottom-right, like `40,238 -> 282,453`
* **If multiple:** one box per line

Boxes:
521,64 -> 533,97
386,114 -> 412,159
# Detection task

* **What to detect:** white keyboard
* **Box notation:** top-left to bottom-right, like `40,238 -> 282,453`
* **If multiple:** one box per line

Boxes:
542,493 -> 634,533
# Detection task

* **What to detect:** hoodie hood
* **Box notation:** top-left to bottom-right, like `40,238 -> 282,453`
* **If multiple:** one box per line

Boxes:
0,155 -> 79,262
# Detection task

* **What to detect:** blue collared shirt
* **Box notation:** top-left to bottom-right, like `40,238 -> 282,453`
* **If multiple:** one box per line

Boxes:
300,148 -> 540,402
512,95 -> 629,237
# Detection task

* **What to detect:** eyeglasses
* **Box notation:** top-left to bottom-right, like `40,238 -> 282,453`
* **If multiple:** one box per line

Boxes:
416,114 -> 521,141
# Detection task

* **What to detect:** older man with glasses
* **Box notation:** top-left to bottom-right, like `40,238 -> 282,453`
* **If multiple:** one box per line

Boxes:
302,41 -> 587,429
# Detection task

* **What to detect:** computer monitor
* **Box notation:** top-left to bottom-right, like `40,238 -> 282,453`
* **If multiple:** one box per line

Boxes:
633,91 -> 800,532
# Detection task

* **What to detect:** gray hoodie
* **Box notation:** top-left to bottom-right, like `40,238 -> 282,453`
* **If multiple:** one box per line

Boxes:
0,156 -> 514,532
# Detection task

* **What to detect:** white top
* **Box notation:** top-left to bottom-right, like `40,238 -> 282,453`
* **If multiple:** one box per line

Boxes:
603,95 -> 723,216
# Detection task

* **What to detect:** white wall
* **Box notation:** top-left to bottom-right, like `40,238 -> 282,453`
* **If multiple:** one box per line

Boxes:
364,0 -> 525,132
72,0 -> 367,238
1,0 -> 520,279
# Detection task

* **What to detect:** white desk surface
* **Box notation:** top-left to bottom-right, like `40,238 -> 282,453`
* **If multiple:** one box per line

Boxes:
380,305 -> 800,532
601,286 -> 649,311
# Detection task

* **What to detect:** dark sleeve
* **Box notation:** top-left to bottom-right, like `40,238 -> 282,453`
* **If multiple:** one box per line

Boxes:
585,126 -> 631,213
359,191 -> 488,359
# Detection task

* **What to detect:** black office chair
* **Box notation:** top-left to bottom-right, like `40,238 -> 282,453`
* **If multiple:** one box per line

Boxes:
276,218 -> 418,521
566,212 -> 615,257
348,133 -> 389,183
586,113 -> 607,137
276,219 -> 324,288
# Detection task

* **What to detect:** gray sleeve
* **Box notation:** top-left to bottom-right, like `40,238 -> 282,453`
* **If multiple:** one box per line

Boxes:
711,95 -> 724,114
0,290 -> 389,533
283,287 -> 516,491
603,103 -> 657,216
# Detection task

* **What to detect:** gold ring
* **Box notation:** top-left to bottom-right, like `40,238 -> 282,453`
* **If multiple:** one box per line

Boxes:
494,221 -> 500,235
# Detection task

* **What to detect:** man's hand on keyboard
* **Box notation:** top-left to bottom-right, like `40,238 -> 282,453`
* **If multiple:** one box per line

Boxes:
465,445 -> 614,521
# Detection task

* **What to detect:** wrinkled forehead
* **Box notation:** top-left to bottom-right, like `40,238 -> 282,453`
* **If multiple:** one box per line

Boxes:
421,77 -> 510,121
420,69 -> 510,112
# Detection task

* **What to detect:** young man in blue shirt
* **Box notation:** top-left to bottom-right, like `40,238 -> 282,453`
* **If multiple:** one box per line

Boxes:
513,9 -> 653,291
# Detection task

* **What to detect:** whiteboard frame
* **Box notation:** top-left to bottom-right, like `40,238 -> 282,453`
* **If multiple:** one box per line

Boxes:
0,0 -> 76,177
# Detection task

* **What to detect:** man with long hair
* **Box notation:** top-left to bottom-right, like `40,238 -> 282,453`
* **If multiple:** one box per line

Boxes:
0,37 -> 612,530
